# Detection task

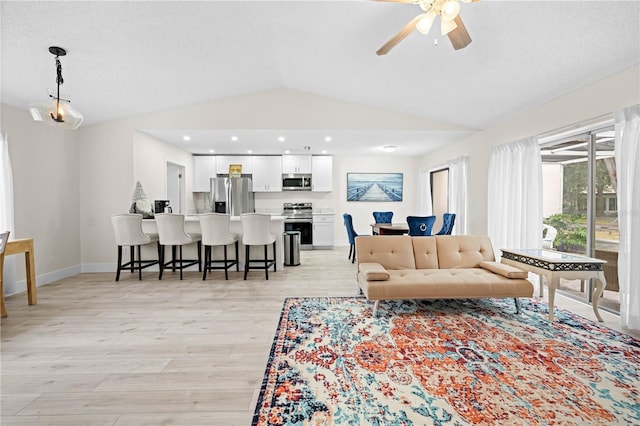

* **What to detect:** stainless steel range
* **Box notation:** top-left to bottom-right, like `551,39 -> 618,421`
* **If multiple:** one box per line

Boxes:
283,202 -> 313,250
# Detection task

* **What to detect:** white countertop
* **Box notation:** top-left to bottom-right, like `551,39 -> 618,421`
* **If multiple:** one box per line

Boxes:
149,215 -> 285,221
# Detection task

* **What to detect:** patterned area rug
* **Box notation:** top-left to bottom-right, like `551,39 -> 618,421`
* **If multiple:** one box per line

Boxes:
253,297 -> 639,425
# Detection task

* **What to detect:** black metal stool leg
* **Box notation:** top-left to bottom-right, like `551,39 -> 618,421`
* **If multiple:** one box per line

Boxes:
223,245 -> 229,280
264,244 -> 269,280
137,245 -> 142,280
116,246 -> 123,281
202,245 -> 209,280
235,241 -> 240,271
159,245 -> 165,280
244,245 -> 250,280
273,241 -> 277,271
129,246 -> 135,273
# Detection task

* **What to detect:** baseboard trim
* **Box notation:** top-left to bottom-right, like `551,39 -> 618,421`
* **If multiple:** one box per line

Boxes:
4,264 -> 81,297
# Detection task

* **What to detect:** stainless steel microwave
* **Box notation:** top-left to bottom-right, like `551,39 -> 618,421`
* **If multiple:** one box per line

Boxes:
282,174 -> 312,191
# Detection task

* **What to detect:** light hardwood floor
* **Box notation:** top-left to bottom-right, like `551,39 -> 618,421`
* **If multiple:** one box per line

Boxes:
1,247 -> 637,425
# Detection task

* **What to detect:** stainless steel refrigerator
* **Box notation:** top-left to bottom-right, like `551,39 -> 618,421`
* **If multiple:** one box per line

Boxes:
211,176 -> 255,216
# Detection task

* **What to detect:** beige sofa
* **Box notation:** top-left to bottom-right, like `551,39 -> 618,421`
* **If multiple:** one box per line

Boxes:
355,235 -> 533,316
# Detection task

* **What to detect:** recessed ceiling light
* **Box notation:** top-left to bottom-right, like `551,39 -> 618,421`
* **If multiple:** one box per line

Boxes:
383,145 -> 397,153
324,136 -> 332,142
284,150 -> 290,154
183,135 -> 191,141
247,150 -> 253,154
231,136 -> 238,141
278,136 -> 285,142
209,149 -> 215,153
321,150 -> 327,154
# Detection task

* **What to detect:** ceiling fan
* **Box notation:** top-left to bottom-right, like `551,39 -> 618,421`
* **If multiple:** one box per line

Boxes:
375,0 -> 479,55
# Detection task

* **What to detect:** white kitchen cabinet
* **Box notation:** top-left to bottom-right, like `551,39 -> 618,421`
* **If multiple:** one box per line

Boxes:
193,156 -> 217,192
312,214 -> 334,249
215,155 -> 253,175
311,156 -> 333,192
282,155 -> 312,174
252,156 -> 282,192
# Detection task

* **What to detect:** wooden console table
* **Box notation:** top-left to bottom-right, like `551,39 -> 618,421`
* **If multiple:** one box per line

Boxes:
1,238 -> 37,317
501,248 -> 605,322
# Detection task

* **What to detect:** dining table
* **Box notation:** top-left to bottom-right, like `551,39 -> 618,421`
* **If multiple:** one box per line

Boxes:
370,223 -> 409,235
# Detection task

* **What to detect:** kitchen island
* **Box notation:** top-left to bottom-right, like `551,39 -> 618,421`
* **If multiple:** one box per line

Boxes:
141,215 -> 285,271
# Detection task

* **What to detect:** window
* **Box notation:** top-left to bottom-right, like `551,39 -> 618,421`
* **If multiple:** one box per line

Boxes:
540,123 -> 619,313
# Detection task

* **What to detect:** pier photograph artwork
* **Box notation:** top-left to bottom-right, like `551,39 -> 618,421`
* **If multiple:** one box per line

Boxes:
347,173 -> 403,202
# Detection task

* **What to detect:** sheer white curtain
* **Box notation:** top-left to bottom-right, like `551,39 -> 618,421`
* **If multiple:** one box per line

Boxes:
1,132 -> 16,292
487,137 -> 542,258
615,104 -> 640,331
417,169 -> 433,215
448,156 -> 467,235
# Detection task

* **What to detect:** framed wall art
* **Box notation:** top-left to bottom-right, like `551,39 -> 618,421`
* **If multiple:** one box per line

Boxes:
347,173 -> 403,202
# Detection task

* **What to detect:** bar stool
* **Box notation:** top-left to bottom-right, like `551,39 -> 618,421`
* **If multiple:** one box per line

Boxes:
240,213 -> 276,280
155,213 -> 202,280
199,213 -> 239,280
110,214 -> 159,281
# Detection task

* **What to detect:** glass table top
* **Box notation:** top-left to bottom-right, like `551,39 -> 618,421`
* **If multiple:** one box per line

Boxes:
501,248 -> 605,263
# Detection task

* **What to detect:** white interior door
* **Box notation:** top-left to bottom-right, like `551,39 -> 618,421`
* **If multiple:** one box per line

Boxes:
166,161 -> 185,214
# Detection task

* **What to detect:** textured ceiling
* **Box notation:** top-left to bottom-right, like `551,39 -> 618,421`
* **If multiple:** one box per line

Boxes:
2,1 -> 639,156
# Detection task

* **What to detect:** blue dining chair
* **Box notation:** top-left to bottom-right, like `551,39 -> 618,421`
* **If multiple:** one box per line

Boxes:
372,211 -> 394,223
372,211 -> 394,235
435,213 -> 456,235
406,216 -> 436,236
343,213 -> 362,263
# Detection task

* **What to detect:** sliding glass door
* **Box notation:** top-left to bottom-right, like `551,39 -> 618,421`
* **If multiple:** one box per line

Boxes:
540,126 -> 619,313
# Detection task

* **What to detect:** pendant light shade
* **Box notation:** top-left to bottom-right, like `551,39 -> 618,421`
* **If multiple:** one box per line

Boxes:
29,46 -> 83,130
29,97 -> 84,130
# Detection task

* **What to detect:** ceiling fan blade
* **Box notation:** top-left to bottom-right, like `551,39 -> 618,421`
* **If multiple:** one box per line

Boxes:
447,15 -> 472,50
376,14 -> 423,56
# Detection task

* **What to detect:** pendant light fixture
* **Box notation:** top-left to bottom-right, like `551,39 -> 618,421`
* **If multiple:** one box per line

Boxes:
29,46 -> 84,129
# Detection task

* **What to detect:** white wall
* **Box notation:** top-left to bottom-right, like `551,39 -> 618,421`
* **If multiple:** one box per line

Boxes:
77,118 -> 135,269
133,131 -> 195,212
251,155 -> 420,245
73,89 -> 434,270
3,66 -> 638,282
1,103 -> 81,293
418,65 -> 640,235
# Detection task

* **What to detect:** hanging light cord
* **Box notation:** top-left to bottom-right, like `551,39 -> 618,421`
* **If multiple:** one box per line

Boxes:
55,56 -> 64,86
51,55 -> 65,122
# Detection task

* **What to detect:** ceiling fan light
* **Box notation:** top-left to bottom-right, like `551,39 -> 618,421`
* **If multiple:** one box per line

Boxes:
416,12 -> 436,35
441,17 -> 458,35
419,0 -> 434,13
441,0 -> 460,21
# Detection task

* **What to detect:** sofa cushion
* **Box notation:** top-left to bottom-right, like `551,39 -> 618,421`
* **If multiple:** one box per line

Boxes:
411,236 -> 439,269
359,268 -> 533,300
435,235 -> 495,269
355,236 -> 416,270
479,261 -> 528,279
359,263 -> 390,281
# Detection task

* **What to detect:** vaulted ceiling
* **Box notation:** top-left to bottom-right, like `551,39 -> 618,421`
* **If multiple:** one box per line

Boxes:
2,1 -> 639,155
